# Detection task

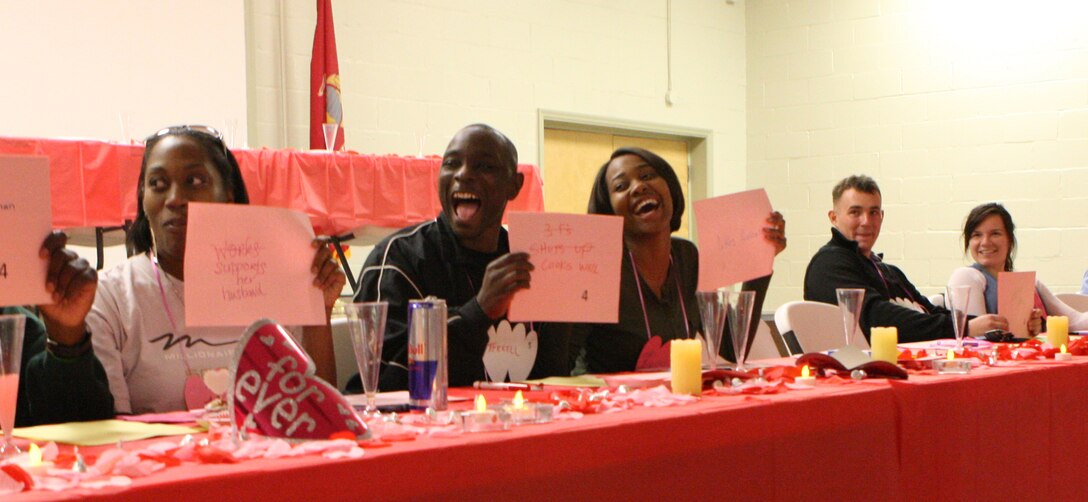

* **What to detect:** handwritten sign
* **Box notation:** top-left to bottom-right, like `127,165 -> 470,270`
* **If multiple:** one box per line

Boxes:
507,212 -> 623,323
998,271 -> 1036,339
0,156 -> 52,306
231,320 -> 368,440
693,189 -> 774,290
184,203 -> 325,327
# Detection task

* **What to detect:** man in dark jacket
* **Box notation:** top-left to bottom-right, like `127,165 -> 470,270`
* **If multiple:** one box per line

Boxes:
355,124 -> 570,391
804,175 -> 1007,343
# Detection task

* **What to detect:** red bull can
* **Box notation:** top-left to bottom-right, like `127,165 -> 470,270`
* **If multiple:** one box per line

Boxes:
407,297 -> 447,410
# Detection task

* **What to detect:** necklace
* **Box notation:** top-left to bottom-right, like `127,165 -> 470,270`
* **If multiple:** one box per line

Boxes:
150,251 -> 194,375
628,249 -> 690,340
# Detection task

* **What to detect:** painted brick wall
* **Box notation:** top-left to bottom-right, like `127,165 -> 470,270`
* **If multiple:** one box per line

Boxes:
748,0 -> 1088,308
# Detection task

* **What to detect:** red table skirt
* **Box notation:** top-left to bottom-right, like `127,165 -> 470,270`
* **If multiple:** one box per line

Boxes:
12,358 -> 1088,501
0,137 -> 545,236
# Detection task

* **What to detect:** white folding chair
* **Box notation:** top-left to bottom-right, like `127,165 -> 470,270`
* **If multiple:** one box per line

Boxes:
330,317 -> 358,391
774,301 -> 869,355
928,293 -> 945,309
1056,293 -> 1088,313
747,319 -> 783,361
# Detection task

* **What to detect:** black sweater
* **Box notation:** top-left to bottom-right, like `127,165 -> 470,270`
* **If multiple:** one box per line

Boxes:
803,228 -> 955,343
7,306 -> 114,426
355,214 -> 571,391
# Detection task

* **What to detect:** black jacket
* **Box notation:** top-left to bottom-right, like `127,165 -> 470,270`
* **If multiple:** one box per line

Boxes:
803,228 -> 956,343
7,306 -> 114,426
355,214 -> 571,391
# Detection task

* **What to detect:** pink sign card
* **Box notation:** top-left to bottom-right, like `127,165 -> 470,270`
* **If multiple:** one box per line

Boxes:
184,203 -> 325,327
507,212 -> 624,323
693,188 -> 774,290
998,271 -> 1036,339
0,155 -> 52,306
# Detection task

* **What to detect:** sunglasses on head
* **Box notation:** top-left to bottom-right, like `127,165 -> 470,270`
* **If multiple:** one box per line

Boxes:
146,125 -> 231,155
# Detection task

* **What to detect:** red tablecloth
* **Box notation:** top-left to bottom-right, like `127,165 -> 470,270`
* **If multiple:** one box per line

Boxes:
11,357 -> 1088,500
0,137 -> 545,236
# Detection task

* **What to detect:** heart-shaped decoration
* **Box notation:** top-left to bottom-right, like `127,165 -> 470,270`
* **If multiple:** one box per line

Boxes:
202,368 -> 232,396
230,319 -> 369,441
483,320 -> 538,382
635,336 -> 671,371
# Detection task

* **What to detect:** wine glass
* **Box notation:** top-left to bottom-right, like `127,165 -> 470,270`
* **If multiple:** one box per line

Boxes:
726,290 -> 756,371
345,302 -> 387,420
836,288 -> 865,348
322,122 -> 340,152
945,286 -> 970,349
696,290 -> 726,370
0,314 -> 26,459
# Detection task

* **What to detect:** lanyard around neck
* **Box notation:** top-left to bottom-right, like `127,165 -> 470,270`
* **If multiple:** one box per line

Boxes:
150,251 -> 194,375
628,249 -> 690,341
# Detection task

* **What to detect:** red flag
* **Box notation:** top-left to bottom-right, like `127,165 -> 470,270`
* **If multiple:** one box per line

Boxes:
310,0 -> 344,150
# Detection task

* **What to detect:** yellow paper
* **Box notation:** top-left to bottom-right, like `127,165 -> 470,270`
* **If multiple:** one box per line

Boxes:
14,420 -> 200,447
670,338 -> 703,396
523,375 -> 607,387
870,327 -> 899,364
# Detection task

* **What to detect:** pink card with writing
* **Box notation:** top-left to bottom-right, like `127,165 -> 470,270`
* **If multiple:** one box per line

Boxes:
184,203 -> 325,327
231,320 -> 368,441
998,271 -> 1036,339
507,212 -> 624,323
0,156 -> 52,306
693,189 -> 774,290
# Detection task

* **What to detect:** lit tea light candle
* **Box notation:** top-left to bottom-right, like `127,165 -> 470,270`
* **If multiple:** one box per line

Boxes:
24,443 -> 53,475
794,364 -> 816,386
935,347 -> 971,374
1055,344 -> 1073,362
870,327 -> 898,364
460,394 -> 508,433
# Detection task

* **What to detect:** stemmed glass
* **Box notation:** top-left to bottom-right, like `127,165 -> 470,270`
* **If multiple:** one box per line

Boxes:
345,302 -> 387,420
726,290 -> 756,372
322,123 -> 340,152
945,286 -> 971,349
836,288 -> 865,348
0,314 -> 26,458
696,290 -> 726,370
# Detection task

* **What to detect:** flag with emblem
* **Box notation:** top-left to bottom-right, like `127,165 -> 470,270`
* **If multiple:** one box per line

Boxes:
309,0 -> 344,150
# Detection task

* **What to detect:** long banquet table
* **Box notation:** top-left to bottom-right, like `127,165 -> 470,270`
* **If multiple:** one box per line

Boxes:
10,356 -> 1088,501
0,136 -> 546,237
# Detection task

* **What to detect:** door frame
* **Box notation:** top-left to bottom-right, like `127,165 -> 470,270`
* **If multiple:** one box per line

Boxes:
537,109 -> 714,236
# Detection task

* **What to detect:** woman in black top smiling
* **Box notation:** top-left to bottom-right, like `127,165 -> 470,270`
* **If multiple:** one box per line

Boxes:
571,147 -> 786,374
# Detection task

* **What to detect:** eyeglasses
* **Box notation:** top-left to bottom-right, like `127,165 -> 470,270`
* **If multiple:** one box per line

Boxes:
146,124 -> 223,142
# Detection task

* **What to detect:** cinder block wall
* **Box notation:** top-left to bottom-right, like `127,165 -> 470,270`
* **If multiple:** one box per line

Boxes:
748,0 -> 1088,308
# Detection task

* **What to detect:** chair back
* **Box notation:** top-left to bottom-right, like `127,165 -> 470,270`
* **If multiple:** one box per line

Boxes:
774,301 -> 870,355
928,293 -> 945,309
1056,293 -> 1088,312
747,318 -> 783,360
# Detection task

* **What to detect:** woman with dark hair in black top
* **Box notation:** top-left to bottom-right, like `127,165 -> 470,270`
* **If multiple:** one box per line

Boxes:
572,147 -> 786,374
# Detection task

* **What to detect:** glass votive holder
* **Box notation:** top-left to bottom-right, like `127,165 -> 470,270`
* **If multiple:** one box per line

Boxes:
492,402 -> 554,425
934,359 -> 972,374
460,409 -> 510,433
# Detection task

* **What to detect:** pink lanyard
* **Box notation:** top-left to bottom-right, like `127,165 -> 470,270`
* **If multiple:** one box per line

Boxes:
867,254 -> 924,311
628,250 -> 690,340
149,252 -> 195,375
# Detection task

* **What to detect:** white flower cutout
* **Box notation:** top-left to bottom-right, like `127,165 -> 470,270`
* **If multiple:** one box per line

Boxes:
483,320 -> 538,382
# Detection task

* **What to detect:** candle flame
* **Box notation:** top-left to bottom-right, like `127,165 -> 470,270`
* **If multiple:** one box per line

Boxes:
513,390 -> 525,409
475,394 -> 487,412
29,443 -> 41,466
1061,344 -> 1068,354
801,365 -> 810,378
946,350 -> 954,361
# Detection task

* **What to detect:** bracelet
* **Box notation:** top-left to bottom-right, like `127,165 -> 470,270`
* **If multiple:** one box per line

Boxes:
46,330 -> 93,359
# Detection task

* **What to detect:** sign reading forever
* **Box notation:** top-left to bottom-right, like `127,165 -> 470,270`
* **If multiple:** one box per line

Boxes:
184,203 -> 326,327
507,212 -> 623,323
231,319 -> 369,441
0,155 -> 52,306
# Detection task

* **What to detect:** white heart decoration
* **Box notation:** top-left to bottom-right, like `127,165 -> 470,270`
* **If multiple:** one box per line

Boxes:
482,320 -> 538,382
202,368 -> 232,395
260,335 -> 276,346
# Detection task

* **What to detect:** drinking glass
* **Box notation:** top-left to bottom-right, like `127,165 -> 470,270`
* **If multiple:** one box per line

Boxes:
726,290 -> 756,372
322,122 -> 340,152
345,302 -> 387,419
696,290 -> 726,370
836,288 -> 865,348
0,314 -> 25,458
945,285 -> 970,349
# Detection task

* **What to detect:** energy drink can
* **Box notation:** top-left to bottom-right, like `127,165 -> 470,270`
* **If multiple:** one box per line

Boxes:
407,297 -> 447,410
